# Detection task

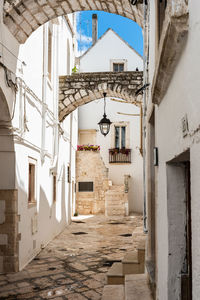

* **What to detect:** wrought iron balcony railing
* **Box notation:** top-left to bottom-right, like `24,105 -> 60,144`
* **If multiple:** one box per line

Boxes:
109,148 -> 131,164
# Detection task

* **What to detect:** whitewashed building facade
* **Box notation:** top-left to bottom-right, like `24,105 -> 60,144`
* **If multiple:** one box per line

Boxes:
78,27 -> 144,213
0,8 -> 78,272
145,1 -> 200,299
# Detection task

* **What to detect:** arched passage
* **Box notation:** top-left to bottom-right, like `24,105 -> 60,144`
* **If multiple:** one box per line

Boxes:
3,0 -> 143,43
59,71 -> 143,121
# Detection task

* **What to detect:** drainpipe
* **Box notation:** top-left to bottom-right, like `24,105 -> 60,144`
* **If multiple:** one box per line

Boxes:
68,113 -> 73,221
140,103 -> 143,155
54,24 -> 59,159
142,0 -> 148,234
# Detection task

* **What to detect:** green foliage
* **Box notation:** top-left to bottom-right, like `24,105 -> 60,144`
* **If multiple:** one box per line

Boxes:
72,65 -> 78,74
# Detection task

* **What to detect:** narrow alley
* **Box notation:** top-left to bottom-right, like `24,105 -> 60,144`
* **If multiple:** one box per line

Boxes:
0,214 -> 145,300
1,0 -> 199,298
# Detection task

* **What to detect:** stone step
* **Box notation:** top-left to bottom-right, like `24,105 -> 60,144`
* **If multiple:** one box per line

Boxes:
138,248 -> 145,265
107,262 -> 124,285
123,252 -> 138,263
105,192 -> 126,198
102,285 -> 125,300
106,207 -> 125,212
107,186 -> 125,191
105,184 -> 127,216
105,197 -> 126,201
122,252 -> 144,275
106,212 -> 126,217
106,206 -> 125,211
109,185 -> 125,191
137,238 -> 146,264
137,238 -> 146,249
125,274 -> 153,300
106,203 -> 126,208
106,201 -> 126,206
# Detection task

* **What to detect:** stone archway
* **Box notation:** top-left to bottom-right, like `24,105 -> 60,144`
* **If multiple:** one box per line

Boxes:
3,0 -> 143,43
0,88 -> 12,124
59,71 -> 143,121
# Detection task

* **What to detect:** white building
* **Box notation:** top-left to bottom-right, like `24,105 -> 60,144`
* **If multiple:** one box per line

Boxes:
79,28 -> 143,73
78,26 -> 144,213
0,12 -> 78,272
145,1 -> 199,299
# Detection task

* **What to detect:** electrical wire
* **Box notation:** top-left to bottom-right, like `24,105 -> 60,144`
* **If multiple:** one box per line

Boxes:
0,41 -> 25,64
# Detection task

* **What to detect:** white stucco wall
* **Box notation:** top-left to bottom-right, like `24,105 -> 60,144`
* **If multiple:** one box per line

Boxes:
148,0 -> 200,298
0,12 -> 77,270
79,29 -> 143,73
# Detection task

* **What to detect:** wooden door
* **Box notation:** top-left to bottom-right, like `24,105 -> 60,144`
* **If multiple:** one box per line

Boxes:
181,162 -> 192,300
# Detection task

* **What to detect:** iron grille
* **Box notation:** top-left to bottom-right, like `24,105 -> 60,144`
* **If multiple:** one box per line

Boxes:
78,182 -> 94,192
109,149 -> 131,163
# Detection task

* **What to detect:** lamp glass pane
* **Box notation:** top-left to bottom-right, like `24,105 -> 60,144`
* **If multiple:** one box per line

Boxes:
102,124 -> 108,134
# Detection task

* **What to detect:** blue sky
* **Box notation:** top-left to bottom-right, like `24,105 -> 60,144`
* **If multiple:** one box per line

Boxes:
76,11 -> 143,57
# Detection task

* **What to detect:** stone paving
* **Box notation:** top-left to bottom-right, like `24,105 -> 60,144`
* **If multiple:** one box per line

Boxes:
0,214 -> 144,300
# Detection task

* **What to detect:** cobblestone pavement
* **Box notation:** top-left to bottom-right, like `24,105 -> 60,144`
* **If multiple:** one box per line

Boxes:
0,214 -> 144,300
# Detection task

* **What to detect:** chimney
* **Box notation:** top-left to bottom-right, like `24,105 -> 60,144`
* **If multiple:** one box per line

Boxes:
92,14 -> 98,45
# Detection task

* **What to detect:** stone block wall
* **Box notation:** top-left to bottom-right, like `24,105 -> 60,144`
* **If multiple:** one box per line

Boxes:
105,185 -> 128,217
0,189 -> 19,273
76,151 -> 109,215
76,151 -> 129,216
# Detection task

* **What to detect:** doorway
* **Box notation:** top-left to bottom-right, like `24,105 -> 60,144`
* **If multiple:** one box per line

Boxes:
167,150 -> 192,299
146,109 -> 156,295
181,161 -> 192,300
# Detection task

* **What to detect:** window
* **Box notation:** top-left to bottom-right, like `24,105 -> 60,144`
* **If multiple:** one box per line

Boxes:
28,158 -> 37,204
53,175 -> 57,203
110,123 -> 130,163
78,182 -> 94,192
110,59 -> 127,72
113,63 -> 124,72
48,25 -> 52,81
67,165 -> 71,183
115,126 -> 126,149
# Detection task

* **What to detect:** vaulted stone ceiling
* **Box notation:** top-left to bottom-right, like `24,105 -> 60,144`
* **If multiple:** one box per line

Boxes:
3,0 -> 143,43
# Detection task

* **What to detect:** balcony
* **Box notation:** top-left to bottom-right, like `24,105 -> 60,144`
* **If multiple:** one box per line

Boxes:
109,148 -> 131,164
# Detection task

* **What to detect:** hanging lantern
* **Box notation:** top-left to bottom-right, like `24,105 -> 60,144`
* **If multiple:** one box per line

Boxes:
98,92 -> 112,136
